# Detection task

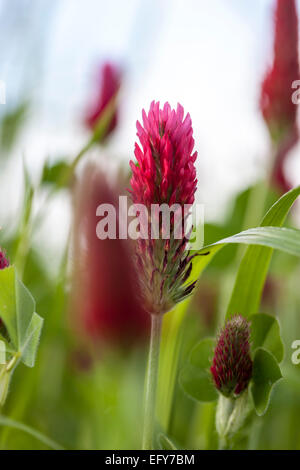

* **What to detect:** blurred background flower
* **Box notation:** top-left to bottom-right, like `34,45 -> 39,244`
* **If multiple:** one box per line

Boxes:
0,249 -> 9,270
260,0 -> 300,193
71,163 -> 149,348
84,62 -> 122,142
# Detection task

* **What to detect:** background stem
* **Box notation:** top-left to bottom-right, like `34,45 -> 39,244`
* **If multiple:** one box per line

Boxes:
142,314 -> 162,450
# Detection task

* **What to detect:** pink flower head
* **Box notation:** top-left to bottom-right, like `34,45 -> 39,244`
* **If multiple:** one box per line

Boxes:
130,101 -> 197,208
260,0 -> 299,142
210,315 -> 253,398
85,62 -> 121,141
129,101 -> 198,315
0,250 -> 9,270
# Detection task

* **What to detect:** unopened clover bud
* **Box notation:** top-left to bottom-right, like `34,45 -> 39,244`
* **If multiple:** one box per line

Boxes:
210,315 -> 253,398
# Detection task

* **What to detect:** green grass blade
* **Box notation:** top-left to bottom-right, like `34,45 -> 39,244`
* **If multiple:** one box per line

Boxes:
0,415 -> 64,450
226,185 -> 300,318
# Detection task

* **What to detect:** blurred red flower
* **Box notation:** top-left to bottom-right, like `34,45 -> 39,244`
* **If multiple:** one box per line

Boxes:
271,130 -> 298,193
260,0 -> 299,193
84,62 -> 121,142
0,249 -> 9,270
0,249 -> 9,329
71,164 -> 149,347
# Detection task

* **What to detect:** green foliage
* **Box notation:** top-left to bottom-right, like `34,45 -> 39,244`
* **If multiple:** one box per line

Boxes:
203,184 -> 276,271
0,266 -> 43,367
158,433 -> 178,450
41,160 -> 72,190
0,416 -> 64,450
179,338 -> 218,403
249,314 -> 284,416
185,188 -> 300,295
250,313 -> 284,363
226,186 -> 300,319
12,163 -> 35,278
180,364 -> 218,403
0,102 -> 29,154
250,348 -> 282,416
191,226 -> 300,289
189,337 -> 215,369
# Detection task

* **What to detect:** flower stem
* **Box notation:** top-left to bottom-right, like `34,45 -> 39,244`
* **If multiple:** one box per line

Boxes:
216,392 -> 249,449
142,314 -> 163,450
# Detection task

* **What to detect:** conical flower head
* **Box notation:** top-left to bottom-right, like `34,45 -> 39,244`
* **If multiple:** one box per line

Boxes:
260,0 -> 299,142
130,101 -> 197,207
210,315 -> 253,398
129,101 -> 198,315
0,250 -> 9,270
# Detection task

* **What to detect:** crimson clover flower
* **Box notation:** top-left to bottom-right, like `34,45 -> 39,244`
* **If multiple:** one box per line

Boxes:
210,315 -> 253,398
85,62 -> 121,141
70,164 -> 149,347
260,0 -> 299,193
0,250 -> 9,270
129,101 -> 198,315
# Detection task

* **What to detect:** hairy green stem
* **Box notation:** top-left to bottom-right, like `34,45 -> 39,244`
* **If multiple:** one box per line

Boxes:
142,314 -> 163,450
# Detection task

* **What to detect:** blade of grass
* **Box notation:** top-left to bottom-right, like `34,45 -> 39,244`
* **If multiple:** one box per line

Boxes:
226,185 -> 300,318
0,415 -> 64,450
